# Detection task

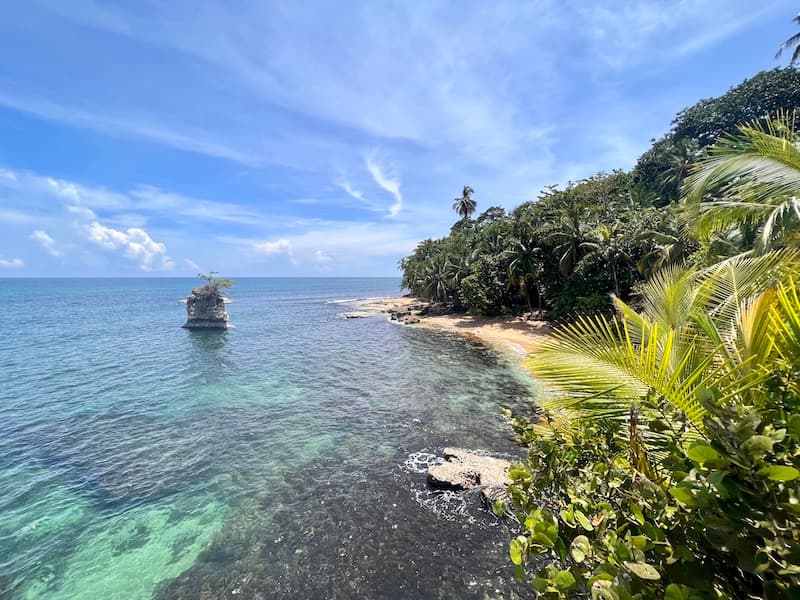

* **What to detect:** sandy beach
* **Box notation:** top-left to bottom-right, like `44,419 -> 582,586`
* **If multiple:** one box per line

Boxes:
360,297 -> 551,359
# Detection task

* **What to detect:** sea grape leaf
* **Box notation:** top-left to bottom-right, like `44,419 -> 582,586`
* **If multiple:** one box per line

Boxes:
686,441 -> 719,464
624,561 -> 661,580
510,537 -> 525,565
575,510 -> 593,531
571,535 -> 590,563
757,465 -> 800,481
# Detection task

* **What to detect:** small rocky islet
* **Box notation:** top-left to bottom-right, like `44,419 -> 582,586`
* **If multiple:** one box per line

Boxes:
181,273 -> 234,330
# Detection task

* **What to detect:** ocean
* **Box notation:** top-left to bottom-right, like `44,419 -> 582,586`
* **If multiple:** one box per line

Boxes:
0,278 -> 537,599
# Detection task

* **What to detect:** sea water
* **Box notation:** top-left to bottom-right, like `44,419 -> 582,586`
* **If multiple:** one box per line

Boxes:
0,278 -> 537,599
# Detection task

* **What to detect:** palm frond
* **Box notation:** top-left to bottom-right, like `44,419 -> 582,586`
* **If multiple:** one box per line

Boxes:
684,112 -> 800,206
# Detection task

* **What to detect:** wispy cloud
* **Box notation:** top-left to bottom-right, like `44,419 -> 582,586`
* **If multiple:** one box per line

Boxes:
570,0 -> 783,68
365,156 -> 403,217
338,179 -> 367,204
30,230 -> 60,256
184,258 -> 201,273
0,257 -> 24,268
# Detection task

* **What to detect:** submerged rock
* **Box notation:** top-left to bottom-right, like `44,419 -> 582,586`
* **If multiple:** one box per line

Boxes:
182,286 -> 230,329
427,448 -> 511,507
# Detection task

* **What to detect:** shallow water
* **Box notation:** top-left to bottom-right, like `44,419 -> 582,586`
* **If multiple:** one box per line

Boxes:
0,278 -> 537,599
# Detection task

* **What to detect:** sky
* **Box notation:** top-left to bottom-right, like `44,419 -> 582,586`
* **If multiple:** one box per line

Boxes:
0,0 -> 797,277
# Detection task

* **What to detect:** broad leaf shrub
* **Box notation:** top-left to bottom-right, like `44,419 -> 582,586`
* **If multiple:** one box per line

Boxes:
503,270 -> 800,598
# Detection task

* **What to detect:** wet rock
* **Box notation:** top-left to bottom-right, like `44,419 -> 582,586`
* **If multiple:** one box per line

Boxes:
182,286 -> 230,329
340,311 -> 373,319
390,310 -> 422,325
427,448 -> 511,507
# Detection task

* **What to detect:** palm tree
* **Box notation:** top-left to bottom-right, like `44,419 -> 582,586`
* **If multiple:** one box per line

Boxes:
546,200 -> 592,276
420,253 -> 452,304
660,138 -> 699,200
506,235 -> 543,314
452,185 -> 477,220
525,249 -> 799,466
776,13 -> 800,65
580,223 -> 632,296
684,111 -> 800,254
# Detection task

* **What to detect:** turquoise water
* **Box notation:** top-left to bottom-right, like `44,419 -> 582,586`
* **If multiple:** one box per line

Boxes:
0,278 -> 536,599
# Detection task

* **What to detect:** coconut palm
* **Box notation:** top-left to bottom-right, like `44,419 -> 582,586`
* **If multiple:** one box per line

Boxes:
452,185 -> 477,220
580,223 -> 632,296
684,111 -> 800,254
524,250 -> 799,468
546,200 -> 592,276
776,13 -> 800,65
660,138 -> 699,199
506,235 -> 543,313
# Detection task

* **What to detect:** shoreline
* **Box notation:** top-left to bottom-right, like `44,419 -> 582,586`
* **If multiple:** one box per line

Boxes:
359,296 -> 551,361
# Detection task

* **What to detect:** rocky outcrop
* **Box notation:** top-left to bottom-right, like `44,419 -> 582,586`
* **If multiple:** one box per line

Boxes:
427,448 -> 512,507
389,302 -> 433,325
182,286 -> 230,329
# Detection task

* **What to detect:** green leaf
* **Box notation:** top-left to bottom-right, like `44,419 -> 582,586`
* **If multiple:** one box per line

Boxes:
510,537 -> 525,565
686,441 -> 719,464
516,565 -> 529,584
757,465 -> 800,481
669,486 -> 697,507
629,502 -> 645,525
575,510 -> 593,531
592,580 -> 619,600
630,535 -> 648,550
530,532 -> 556,548
624,561 -> 661,580
664,583 -> 691,600
571,535 -> 590,563
788,415 -> 800,439
553,569 -> 576,591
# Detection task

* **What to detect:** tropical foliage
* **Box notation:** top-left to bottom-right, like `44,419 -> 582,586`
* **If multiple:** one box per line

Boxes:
685,111 -> 800,257
498,71 -> 800,597
195,271 -> 235,293
505,251 -> 800,598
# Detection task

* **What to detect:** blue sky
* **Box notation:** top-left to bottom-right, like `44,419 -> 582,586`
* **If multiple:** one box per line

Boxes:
0,1 -> 796,276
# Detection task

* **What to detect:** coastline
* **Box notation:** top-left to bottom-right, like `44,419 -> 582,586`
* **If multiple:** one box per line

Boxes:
360,296 -> 551,360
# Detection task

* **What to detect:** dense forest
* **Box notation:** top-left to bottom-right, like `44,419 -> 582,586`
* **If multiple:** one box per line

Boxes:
399,68 -> 800,321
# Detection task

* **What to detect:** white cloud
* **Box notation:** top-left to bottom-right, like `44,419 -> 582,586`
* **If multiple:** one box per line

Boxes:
86,221 -> 174,271
30,230 -> 60,256
253,238 -> 292,256
365,156 -> 403,217
0,257 -> 24,268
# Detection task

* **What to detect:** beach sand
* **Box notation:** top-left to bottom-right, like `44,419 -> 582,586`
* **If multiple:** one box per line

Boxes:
360,297 -> 551,359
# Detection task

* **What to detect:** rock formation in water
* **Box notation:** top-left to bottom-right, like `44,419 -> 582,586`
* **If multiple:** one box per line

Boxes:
182,274 -> 234,329
427,447 -> 511,507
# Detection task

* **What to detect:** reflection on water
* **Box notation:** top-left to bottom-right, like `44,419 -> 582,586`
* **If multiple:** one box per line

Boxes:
0,279 -> 537,599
